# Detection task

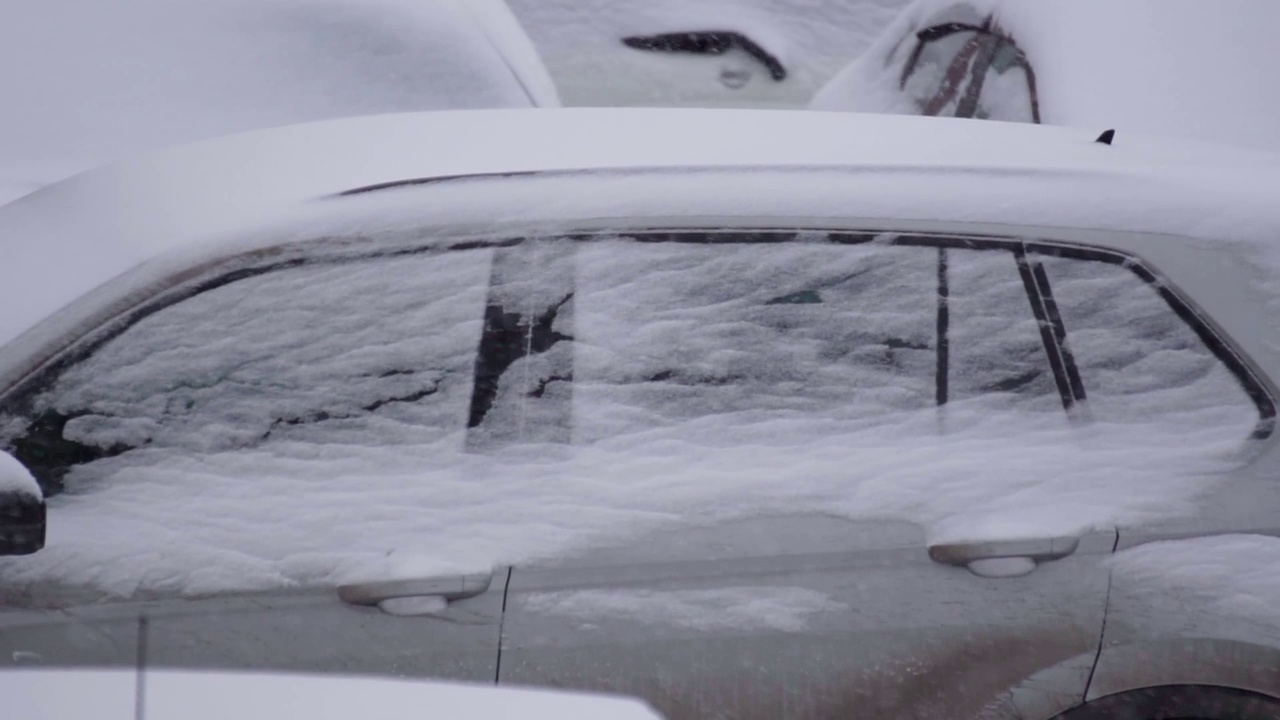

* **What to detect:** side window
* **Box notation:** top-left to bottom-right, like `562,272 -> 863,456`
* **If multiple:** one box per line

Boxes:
1036,252 -> 1264,437
571,239 -> 1060,444
0,251 -> 493,495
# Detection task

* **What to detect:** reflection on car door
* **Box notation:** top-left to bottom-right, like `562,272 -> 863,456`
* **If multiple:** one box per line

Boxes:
498,231 -> 1267,719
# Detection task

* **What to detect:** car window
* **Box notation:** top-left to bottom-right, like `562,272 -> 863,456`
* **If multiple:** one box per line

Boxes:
0,250 -> 493,495
3,232 -> 1267,498
0,230 -> 1271,603
896,5 -> 1040,123
1036,252 -> 1261,433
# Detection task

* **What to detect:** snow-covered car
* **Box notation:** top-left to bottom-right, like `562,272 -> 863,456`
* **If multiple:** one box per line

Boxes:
3,108 -> 1280,720
7,669 -> 662,720
812,0 -> 1280,154
506,0 -> 908,108
0,0 -> 558,206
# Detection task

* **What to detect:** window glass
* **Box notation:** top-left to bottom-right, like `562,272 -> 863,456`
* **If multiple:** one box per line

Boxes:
1,250 -> 492,490
1037,254 -> 1259,436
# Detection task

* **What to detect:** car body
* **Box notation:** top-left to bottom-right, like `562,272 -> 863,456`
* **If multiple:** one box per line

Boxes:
506,0 -> 908,108
812,0 -> 1280,155
2,109 -> 1280,720
0,0 -> 558,206
5,669 -> 661,720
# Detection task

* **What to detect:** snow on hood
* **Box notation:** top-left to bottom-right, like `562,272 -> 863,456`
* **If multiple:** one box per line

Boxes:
5,669 -> 663,720
0,451 -> 39,499
0,0 -> 556,206
813,0 -> 1280,153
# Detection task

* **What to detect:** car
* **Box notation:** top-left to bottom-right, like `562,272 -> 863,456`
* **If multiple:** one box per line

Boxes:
5,668 -> 662,720
811,0 -> 1280,154
2,108 -> 1280,720
0,0 -> 558,206
505,0 -> 909,108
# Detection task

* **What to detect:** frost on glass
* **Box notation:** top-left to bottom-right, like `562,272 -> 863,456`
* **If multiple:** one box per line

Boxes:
573,240 -> 937,444
13,250 -> 492,463
466,241 -> 575,450
0,235 -> 1264,601
946,249 -> 1059,410
1038,254 -> 1258,436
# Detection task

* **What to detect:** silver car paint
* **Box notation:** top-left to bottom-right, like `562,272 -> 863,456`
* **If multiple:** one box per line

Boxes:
3,209 -> 1280,717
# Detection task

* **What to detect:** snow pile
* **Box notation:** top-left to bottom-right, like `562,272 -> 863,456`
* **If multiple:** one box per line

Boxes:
0,0 -> 551,206
0,451 -> 39,498
524,587 -> 845,632
1112,535 -> 1280,627
813,0 -> 1280,153
0,237 -> 1260,601
507,0 -> 907,107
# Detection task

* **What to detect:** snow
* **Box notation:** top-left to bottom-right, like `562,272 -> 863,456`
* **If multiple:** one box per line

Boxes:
813,0 -> 1280,153
0,234 -> 1261,601
0,0 -> 551,206
506,0 -> 907,108
3,669 -> 663,720
1,107 -> 1276,368
1111,535 -> 1280,627
0,451 -> 40,499
524,587 -> 846,632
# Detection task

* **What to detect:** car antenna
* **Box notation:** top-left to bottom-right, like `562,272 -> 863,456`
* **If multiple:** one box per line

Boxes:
1095,129 -> 1116,146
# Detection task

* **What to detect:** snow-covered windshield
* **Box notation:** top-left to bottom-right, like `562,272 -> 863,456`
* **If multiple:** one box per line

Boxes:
0,232 -> 1264,601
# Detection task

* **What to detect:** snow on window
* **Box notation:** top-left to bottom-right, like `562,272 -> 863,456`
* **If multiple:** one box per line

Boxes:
21,250 -> 492,460
0,234 -> 1263,601
1038,254 -> 1257,436
573,240 -> 937,444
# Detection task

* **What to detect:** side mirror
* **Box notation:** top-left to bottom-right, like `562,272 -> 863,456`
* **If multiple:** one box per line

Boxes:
0,451 -> 45,555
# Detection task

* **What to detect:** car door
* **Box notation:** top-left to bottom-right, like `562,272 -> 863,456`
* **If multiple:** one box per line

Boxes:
0,246 -> 504,680
497,229 -> 1266,720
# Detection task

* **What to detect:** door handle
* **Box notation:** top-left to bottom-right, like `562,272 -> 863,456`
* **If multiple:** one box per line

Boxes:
337,572 -> 493,616
928,537 -> 1081,578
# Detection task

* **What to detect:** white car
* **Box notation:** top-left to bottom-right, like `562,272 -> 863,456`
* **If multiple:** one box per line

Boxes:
2,108 -> 1280,720
6,669 -> 661,720
506,0 -> 909,108
812,0 -> 1280,154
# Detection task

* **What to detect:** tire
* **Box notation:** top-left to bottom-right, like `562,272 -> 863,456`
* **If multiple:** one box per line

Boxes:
1055,685 -> 1280,720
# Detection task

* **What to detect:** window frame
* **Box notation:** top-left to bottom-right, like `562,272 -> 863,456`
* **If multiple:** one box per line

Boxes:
2,227 -> 1272,496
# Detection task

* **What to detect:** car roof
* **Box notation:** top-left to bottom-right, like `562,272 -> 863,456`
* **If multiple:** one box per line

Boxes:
2,107 -> 1279,388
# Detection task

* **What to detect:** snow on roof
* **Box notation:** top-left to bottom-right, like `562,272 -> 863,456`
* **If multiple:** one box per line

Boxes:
812,0 -> 1280,154
0,0 -> 556,206
1,107 -> 1277,354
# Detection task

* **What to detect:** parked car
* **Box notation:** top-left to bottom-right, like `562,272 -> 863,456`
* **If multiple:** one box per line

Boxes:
0,0 -> 558,206
2,108 -> 1280,720
505,0 -> 908,108
812,0 -> 1280,155
5,669 -> 661,720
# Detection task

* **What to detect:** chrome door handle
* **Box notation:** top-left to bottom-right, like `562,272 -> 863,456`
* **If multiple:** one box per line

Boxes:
338,572 -> 493,616
928,537 -> 1081,578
